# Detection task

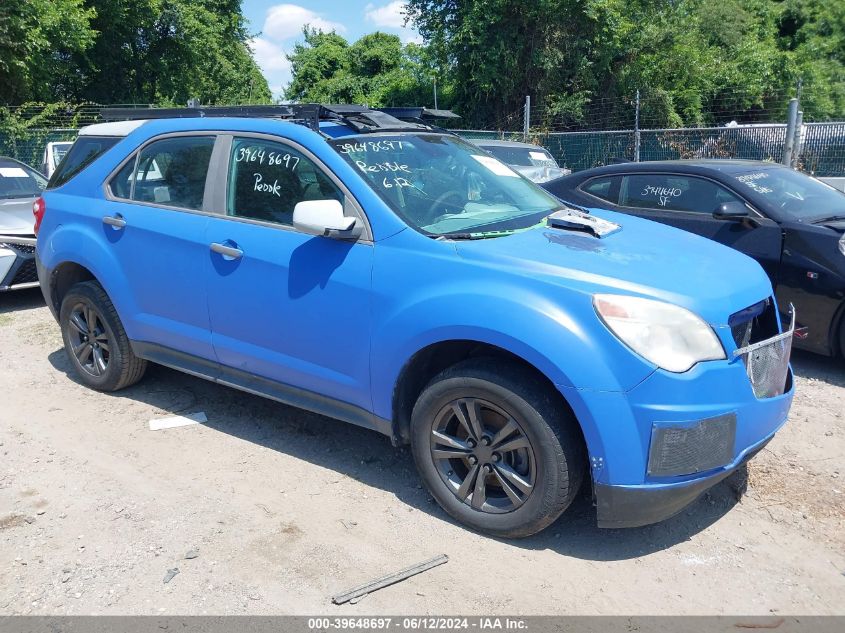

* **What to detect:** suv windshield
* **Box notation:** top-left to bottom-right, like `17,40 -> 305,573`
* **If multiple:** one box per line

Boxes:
330,134 -> 561,236
733,167 -> 845,221
0,160 -> 47,199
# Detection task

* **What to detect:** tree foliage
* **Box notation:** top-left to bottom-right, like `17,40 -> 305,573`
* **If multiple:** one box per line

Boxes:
405,0 -> 845,127
285,28 -> 448,108
0,0 -> 270,106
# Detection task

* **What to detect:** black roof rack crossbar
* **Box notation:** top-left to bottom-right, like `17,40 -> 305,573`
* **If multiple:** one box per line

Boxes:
100,105 -> 297,122
377,107 -> 460,120
99,104 -> 452,134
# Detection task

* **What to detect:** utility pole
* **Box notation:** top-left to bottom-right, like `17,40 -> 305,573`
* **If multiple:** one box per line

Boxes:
634,89 -> 641,162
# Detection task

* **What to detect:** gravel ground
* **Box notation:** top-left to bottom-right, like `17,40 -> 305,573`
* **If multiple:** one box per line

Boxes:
0,287 -> 843,615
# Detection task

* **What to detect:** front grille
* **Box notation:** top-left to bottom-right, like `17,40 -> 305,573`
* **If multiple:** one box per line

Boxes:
0,242 -> 36,255
10,259 -> 38,285
729,298 -> 779,348
647,413 -> 736,477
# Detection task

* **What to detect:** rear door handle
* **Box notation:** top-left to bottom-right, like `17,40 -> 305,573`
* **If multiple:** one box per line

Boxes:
102,214 -> 126,229
210,242 -> 243,260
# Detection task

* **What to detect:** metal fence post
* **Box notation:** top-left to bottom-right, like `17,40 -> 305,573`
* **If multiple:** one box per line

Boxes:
523,96 -> 530,142
783,98 -> 799,166
634,89 -> 641,162
791,110 -> 804,169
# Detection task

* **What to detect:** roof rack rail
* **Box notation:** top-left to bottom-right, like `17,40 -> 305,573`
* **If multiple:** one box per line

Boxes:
376,107 -> 460,121
98,104 -> 450,135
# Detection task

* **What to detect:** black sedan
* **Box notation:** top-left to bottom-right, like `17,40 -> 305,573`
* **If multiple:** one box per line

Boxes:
543,160 -> 845,357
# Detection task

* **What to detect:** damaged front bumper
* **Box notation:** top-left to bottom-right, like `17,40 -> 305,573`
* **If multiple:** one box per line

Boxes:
0,236 -> 38,291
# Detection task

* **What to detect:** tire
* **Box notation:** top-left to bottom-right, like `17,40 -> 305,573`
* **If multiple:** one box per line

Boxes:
59,280 -> 147,392
410,358 -> 585,538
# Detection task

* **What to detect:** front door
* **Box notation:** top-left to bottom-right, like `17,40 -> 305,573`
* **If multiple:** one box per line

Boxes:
204,135 -> 374,411
616,173 -> 783,284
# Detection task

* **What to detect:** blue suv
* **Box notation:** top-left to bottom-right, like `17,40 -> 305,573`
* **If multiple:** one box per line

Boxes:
36,105 -> 795,537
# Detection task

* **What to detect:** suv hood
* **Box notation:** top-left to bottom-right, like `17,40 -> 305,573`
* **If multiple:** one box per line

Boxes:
0,196 -> 37,236
454,208 -> 772,327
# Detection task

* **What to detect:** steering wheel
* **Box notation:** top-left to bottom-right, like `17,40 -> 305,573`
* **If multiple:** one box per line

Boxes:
426,190 -> 465,221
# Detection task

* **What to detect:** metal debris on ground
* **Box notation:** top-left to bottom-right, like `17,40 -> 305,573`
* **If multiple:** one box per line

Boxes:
148,412 -> 208,431
185,550 -> 199,560
163,568 -> 180,584
331,554 -> 448,605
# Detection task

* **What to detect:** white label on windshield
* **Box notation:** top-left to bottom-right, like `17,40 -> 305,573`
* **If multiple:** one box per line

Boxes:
0,167 -> 28,178
529,151 -> 548,160
471,154 -> 519,177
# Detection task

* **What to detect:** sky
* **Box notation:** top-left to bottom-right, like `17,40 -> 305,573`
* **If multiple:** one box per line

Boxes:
242,1 -> 421,99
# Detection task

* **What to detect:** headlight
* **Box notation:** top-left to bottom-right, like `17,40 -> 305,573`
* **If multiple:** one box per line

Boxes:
594,294 -> 726,373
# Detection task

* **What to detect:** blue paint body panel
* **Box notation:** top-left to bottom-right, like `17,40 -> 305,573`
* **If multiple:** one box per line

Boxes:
37,116 -> 795,527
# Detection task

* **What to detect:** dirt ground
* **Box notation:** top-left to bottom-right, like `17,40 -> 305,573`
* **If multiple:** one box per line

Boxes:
0,287 -> 843,615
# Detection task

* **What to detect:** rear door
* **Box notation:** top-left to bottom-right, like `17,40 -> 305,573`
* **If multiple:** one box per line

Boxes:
103,133 -> 217,361
203,134 -> 374,410
615,173 -> 783,284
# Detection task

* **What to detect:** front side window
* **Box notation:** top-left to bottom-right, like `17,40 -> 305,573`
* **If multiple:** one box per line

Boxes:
619,174 -> 743,214
227,138 -> 343,226
330,134 -> 562,236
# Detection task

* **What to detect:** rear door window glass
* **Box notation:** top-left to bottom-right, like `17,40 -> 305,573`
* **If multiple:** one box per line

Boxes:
227,137 -> 343,226
47,136 -> 120,189
619,174 -> 743,213
131,136 -> 215,210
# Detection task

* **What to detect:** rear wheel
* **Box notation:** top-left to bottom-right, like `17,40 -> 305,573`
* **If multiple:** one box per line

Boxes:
59,281 -> 147,391
410,358 -> 585,538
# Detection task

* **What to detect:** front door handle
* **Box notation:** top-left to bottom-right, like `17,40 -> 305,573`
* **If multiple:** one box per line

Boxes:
210,242 -> 243,260
102,214 -> 126,229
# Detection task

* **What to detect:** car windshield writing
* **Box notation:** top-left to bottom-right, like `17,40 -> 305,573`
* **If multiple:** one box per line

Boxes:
330,134 -> 561,236
733,168 -> 845,221
0,163 -> 46,198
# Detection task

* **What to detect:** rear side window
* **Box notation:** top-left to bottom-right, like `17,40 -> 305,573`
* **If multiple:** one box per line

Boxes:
581,176 -> 620,203
48,136 -> 120,189
227,137 -> 342,226
619,174 -> 743,213
110,136 -> 215,211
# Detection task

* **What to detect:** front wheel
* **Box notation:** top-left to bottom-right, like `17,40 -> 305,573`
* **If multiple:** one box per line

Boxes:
411,359 -> 585,538
59,281 -> 147,392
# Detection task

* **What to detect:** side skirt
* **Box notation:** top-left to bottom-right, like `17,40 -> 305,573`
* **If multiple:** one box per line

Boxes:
131,341 -> 392,437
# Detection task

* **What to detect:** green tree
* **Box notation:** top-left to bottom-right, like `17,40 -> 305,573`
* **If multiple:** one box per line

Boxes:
285,28 -> 445,108
0,0 -> 96,103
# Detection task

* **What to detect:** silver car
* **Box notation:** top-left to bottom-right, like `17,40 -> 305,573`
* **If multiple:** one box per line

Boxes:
473,140 -> 571,183
0,157 -> 45,291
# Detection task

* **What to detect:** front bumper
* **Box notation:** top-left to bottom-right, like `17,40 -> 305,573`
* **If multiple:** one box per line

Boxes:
0,236 -> 38,291
559,354 -> 794,529
595,431 -> 774,528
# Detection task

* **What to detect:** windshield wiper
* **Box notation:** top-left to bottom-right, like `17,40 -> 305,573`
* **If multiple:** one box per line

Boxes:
810,215 -> 845,224
440,229 -> 518,240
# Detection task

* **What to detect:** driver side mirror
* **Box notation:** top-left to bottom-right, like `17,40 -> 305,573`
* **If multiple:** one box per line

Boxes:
713,201 -> 750,221
293,199 -> 361,240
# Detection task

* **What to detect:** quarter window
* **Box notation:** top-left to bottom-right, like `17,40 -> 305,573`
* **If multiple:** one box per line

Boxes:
227,138 -> 342,226
112,136 -> 215,210
581,176 -> 620,203
619,174 -> 744,214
